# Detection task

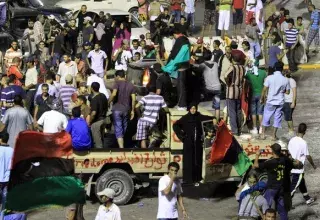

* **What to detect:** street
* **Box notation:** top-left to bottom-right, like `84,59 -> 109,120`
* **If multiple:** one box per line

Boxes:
23,0 -> 320,219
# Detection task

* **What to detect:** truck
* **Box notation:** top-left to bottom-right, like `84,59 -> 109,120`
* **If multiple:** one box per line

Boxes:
72,107 -> 274,205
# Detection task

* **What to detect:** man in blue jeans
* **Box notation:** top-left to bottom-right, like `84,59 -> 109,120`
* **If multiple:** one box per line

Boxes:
253,144 -> 288,220
108,70 -> 136,148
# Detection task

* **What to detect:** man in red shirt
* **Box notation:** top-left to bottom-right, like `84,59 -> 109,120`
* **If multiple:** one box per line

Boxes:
232,0 -> 245,36
7,57 -> 23,86
171,0 -> 183,23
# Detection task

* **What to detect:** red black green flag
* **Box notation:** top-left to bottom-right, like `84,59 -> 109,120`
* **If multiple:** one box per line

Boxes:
6,131 -> 85,211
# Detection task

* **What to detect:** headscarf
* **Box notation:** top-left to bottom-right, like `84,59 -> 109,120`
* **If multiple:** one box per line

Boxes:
187,102 -> 200,122
104,13 -> 113,29
116,23 -> 126,39
95,23 -> 106,41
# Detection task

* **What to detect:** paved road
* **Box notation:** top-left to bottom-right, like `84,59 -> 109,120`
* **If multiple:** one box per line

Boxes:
25,1 -> 320,219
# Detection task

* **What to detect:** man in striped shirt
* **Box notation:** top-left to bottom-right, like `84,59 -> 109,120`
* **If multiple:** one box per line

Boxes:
284,19 -> 299,72
306,4 -> 320,54
4,41 -> 22,69
59,74 -> 77,113
135,85 -> 167,148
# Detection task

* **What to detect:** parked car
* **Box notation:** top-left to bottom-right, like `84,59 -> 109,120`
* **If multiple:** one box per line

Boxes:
55,0 -> 139,17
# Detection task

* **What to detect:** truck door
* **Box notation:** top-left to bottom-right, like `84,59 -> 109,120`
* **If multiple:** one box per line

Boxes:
201,121 -> 233,182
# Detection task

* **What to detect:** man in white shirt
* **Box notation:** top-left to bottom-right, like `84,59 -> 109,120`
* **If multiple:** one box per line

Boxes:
288,123 -> 317,205
184,0 -> 195,32
87,43 -> 108,78
112,40 -> 133,71
57,54 -> 78,87
24,57 -> 38,113
95,188 -> 121,220
86,69 -> 110,99
157,162 -> 187,220
36,98 -> 68,133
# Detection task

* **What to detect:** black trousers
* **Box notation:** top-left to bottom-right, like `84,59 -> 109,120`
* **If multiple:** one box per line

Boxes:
291,173 -> 310,201
177,70 -> 187,108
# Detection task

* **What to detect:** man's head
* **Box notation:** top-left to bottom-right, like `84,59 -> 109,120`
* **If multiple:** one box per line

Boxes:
99,11 -> 104,18
133,52 -> 141,61
69,19 -> 76,27
298,123 -> 307,135
121,39 -> 130,50
11,40 -> 18,51
78,82 -> 87,94
65,74 -> 73,85
45,71 -> 54,83
225,46 -> 231,55
72,106 -> 81,118
13,95 -> 23,107
8,75 -> 16,84
264,208 -> 277,220
63,54 -> 71,63
83,16 -> 92,26
297,16 -> 303,25
37,15 -> 45,24
168,162 -> 180,176
140,39 -> 146,48
230,41 -> 238,50
287,18 -> 295,29
132,39 -> 139,49
278,137 -> 289,156
203,50 -> 212,61
247,172 -> 258,187
77,95 -> 87,106
164,7 -> 169,16
180,16 -> 186,24
94,43 -> 101,51
274,61 -> 284,72
81,5 -> 87,14
97,188 -> 115,204
41,83 -> 49,94
272,32 -> 281,44
271,143 -> 282,157
75,53 -> 82,64
115,70 -> 126,79
280,7 -> 285,15
39,41 -> 45,49
28,19 -> 34,29
308,4 -> 315,13
91,82 -> 100,93
26,57 -> 34,68
284,10 -> 290,20
12,57 -> 21,66
1,76 -> 9,86
0,133 -> 9,145
250,17 -> 257,26
242,41 -> 250,51
83,41 -> 92,50
61,28 -> 68,36
173,27 -> 182,39
213,40 -> 221,49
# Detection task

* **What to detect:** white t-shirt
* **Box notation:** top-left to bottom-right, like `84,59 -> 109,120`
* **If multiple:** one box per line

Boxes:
95,204 -> 121,220
284,78 -> 296,103
25,67 -> 38,88
37,110 -> 68,133
88,50 -> 107,74
87,74 -> 110,99
114,50 -> 133,71
157,175 -> 182,219
288,136 -> 309,174
246,0 -> 257,12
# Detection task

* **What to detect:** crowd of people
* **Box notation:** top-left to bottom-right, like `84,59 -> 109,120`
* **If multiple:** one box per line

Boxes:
0,0 -> 318,219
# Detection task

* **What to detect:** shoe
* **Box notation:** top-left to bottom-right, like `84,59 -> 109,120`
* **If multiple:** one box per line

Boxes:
250,128 -> 258,135
259,127 -> 263,134
306,197 -> 315,205
177,107 -> 187,111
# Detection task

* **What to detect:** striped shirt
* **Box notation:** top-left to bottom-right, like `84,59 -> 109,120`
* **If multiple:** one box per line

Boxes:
311,10 -> 320,30
139,93 -> 167,124
225,65 -> 245,100
59,85 -> 77,111
4,48 -> 22,67
0,85 -> 26,117
285,28 -> 299,46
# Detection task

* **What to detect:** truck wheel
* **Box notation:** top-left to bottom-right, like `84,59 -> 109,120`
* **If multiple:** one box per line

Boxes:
95,168 -> 134,205
129,7 -> 138,18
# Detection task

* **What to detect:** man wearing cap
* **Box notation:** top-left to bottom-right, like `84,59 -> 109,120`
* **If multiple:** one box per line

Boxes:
59,74 -> 77,113
83,16 -> 94,44
36,98 -> 68,133
95,188 -> 121,220
87,43 -> 108,78
57,54 -> 78,87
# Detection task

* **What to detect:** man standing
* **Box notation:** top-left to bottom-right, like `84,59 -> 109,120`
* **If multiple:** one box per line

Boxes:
52,29 -> 70,68
33,84 -> 53,122
57,54 -> 78,86
171,0 -> 183,23
86,69 -> 110,99
253,144 -> 288,220
0,95 -> 33,148
22,19 -> 37,54
224,54 -> 245,136
284,19 -> 299,73
246,17 -> 261,59
260,62 -> 290,140
184,0 -> 196,34
218,0 -> 232,38
289,123 -> 316,205
87,43 -> 108,78
89,82 -> 108,149
283,72 -> 297,135
232,0 -> 245,36
157,162 -> 188,220
108,70 -> 136,148
24,57 -> 38,114
202,0 -> 217,36
306,4 -> 319,54
33,15 -> 46,46
74,5 -> 88,31
149,0 -> 164,33
59,74 -> 77,113
83,17 -> 94,44
4,41 -> 22,69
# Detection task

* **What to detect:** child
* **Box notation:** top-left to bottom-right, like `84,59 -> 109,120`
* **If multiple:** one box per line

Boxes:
145,32 -> 152,46
296,16 -> 305,37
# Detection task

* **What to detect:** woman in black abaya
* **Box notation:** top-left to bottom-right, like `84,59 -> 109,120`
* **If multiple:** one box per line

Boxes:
173,103 -> 215,184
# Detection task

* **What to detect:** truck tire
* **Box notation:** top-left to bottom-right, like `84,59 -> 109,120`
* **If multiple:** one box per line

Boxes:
95,168 -> 134,205
129,7 -> 138,18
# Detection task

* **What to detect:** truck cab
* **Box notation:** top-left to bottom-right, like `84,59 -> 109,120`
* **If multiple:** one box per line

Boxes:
72,107 -> 273,205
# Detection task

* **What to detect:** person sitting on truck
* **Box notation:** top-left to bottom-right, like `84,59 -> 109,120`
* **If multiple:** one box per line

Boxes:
135,84 -> 167,148
66,106 -> 92,151
157,162 -> 188,220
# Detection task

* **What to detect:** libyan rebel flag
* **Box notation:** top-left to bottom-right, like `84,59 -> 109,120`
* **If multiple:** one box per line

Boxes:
5,131 -> 85,212
210,122 -> 252,176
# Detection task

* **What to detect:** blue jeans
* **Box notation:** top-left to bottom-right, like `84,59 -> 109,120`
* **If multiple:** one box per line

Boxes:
186,13 -> 195,29
172,10 -> 181,23
0,3 -> 6,27
251,95 -> 264,115
264,189 -> 288,220
112,110 -> 129,139
206,89 -> 221,110
250,42 -> 261,58
0,183 -> 7,220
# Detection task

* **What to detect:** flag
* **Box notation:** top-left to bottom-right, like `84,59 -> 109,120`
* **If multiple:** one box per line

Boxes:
210,122 -> 252,176
162,44 -> 190,79
6,131 -> 85,212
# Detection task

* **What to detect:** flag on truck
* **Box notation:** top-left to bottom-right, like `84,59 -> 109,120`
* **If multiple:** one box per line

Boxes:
210,122 -> 252,176
5,131 -> 85,212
